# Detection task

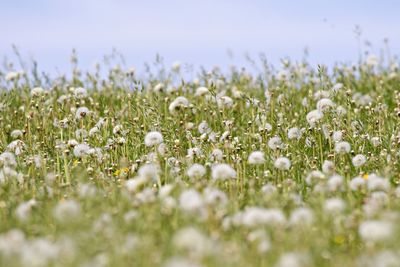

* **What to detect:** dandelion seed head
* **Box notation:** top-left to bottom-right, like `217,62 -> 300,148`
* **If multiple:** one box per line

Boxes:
144,131 -> 163,147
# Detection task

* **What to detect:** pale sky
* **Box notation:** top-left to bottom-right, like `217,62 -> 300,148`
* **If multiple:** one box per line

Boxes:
2,0 -> 400,74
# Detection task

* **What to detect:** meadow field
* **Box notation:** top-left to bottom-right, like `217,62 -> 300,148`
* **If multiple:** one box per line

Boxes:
0,54 -> 399,267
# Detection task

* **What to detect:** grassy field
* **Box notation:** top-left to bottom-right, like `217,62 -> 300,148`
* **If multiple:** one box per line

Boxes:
0,55 -> 400,267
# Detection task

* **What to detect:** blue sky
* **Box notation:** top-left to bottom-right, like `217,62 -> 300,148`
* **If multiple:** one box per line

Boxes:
2,0 -> 400,73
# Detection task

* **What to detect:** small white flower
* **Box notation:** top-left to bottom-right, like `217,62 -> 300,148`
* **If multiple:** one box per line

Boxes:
210,149 -> 224,162
261,184 -> 277,196
73,87 -> 88,99
73,143 -> 91,158
248,151 -> 265,165
324,198 -> 345,214
336,106 -> 347,116
89,127 -> 100,136
112,124 -> 123,135
289,207 -> 314,226
15,199 -> 37,221
187,164 -> 206,179
352,154 -> 366,167
53,200 -> 81,223
275,252 -> 310,267
144,131 -> 163,147
203,187 -> 227,207
195,87 -> 210,97
75,107 -> 89,120
306,110 -> 323,126
7,140 -> 25,155
322,160 -> 335,175
211,163 -> 236,180
31,87 -> 44,97
327,174 -> 344,191
153,83 -> 164,93
169,96 -> 189,114
370,137 -> 381,147
359,220 -> 393,242
367,175 -> 390,192
240,207 -> 286,228
349,176 -> 366,191
171,61 -> 181,71
163,258 -> 203,267
198,121 -> 211,134
10,130 -> 23,139
0,152 -> 17,167
173,227 -> 214,258
366,54 -> 379,67
316,98 -> 335,112
217,96 -> 234,108
138,163 -> 159,182
331,83 -> 343,92
247,229 -> 271,253
287,127 -> 302,140
125,177 -> 147,192
179,189 -> 204,213
335,141 -> 351,154
5,71 -> 21,81
332,131 -> 342,142
274,157 -> 291,170
305,170 -> 326,185
268,136 -> 283,150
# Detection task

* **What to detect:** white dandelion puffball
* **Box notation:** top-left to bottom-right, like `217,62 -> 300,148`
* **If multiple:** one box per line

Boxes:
275,252 -> 310,267
144,131 -> 163,147
198,121 -> 210,134
187,164 -> 206,179
153,83 -> 164,93
332,131 -> 343,142
268,136 -> 283,150
75,107 -> 89,120
248,151 -> 265,165
73,143 -> 91,158
169,96 -> 189,114
0,152 -> 17,167
195,86 -> 210,97
171,61 -> 181,71
241,207 -> 286,228
210,148 -> 224,162
7,140 -> 26,155
53,200 -> 81,223
306,109 -> 323,126
324,198 -> 345,214
287,127 -> 302,140
322,160 -> 335,175
138,163 -> 159,182
211,163 -> 236,180
359,220 -> 393,242
349,176 -> 366,191
335,141 -> 351,154
73,87 -> 88,99
331,83 -> 343,92
274,157 -> 291,170
316,98 -> 335,112
352,154 -> 366,167
217,96 -> 234,108
10,129 -> 23,139
370,136 -> 381,147
179,189 -> 204,213
30,87 -> 44,97
5,71 -> 20,81
336,105 -> 347,116
289,207 -> 314,226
